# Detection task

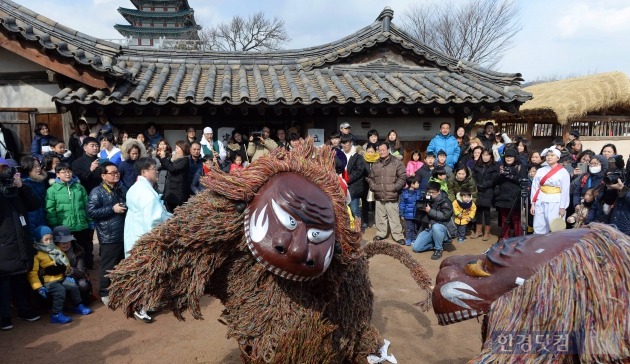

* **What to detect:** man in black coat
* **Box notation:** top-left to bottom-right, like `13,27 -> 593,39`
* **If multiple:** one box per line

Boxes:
478,122 -> 495,151
72,137 -> 102,194
0,158 -> 41,330
0,123 -> 19,160
86,162 -> 127,305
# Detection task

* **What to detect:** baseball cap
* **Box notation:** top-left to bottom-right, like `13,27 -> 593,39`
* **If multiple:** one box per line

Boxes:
52,226 -> 76,243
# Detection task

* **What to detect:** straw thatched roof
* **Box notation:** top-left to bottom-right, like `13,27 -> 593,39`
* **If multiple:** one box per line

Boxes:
493,72 -> 630,125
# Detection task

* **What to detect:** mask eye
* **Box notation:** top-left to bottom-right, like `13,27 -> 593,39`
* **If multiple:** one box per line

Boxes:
271,200 -> 297,231
307,228 -> 333,244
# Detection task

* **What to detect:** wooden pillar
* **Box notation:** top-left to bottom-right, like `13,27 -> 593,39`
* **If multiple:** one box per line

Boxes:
561,122 -> 571,143
526,119 -> 534,142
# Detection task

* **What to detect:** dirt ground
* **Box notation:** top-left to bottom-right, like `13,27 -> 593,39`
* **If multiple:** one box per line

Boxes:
1,227 -> 498,363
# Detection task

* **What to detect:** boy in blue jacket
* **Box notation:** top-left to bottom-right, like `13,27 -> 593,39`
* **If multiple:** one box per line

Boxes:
399,177 -> 422,245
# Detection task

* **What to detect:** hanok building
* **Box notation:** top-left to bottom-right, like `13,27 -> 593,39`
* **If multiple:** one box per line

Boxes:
115,0 -> 200,48
0,1 -> 531,159
491,72 -> 630,156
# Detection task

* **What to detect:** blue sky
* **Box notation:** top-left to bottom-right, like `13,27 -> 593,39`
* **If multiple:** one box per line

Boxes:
18,0 -> 630,82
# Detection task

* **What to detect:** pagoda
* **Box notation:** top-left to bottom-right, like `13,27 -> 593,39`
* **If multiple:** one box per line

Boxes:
115,0 -> 199,47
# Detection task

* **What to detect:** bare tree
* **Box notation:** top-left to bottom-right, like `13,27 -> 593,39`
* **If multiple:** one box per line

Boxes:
198,12 -> 290,52
401,0 -> 520,68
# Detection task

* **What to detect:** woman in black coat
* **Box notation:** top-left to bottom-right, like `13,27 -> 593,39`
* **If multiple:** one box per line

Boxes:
494,148 -> 526,239
157,140 -> 191,213
472,148 -> 499,241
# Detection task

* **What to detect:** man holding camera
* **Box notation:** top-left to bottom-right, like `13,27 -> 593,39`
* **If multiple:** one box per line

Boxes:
247,126 -> 277,163
86,162 -> 126,305
0,157 -> 42,329
411,181 -> 457,260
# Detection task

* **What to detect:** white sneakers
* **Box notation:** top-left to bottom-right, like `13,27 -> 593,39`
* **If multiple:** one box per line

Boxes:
134,309 -> 152,323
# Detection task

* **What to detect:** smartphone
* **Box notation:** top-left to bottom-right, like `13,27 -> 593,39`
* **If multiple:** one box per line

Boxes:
577,162 -> 588,174
98,158 -> 109,164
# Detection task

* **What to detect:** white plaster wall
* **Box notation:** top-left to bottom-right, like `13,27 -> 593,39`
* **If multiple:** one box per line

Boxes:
0,83 -> 59,112
0,48 -> 44,72
338,116 -> 456,141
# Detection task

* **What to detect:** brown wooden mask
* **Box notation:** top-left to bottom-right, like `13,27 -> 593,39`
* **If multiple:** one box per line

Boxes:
244,173 -> 336,281
432,229 -> 588,325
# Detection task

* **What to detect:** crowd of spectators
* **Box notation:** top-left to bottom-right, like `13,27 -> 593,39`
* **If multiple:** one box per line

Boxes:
1,116 -> 629,330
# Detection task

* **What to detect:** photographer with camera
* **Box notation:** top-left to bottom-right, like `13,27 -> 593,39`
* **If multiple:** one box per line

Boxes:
411,181 -> 457,260
247,126 -> 277,163
607,178 -> 630,235
0,157 -> 42,329
86,162 -> 126,305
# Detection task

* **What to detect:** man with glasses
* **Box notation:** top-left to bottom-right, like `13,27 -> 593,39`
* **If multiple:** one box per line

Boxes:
247,126 -> 277,163
72,137 -> 102,194
123,157 -> 171,323
411,181 -> 457,260
44,163 -> 94,268
86,162 -> 126,306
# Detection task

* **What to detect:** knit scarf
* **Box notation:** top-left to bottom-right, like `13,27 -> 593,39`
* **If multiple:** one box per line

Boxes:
34,242 -> 69,266
364,152 -> 379,163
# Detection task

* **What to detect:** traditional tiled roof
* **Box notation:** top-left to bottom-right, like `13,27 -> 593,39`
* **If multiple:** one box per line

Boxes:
114,24 -> 198,36
118,7 -> 194,20
1,1 -> 531,110
0,0 -> 125,78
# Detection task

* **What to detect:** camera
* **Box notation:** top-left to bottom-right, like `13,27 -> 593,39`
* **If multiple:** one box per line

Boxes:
251,131 -> 263,138
416,192 -> 433,210
0,167 -> 18,198
604,171 -> 623,185
519,178 -> 530,197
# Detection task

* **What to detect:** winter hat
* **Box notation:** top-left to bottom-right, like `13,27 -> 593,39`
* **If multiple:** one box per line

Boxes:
33,226 -> 53,242
203,127 -> 213,134
504,148 -> 518,158
592,155 -> 609,174
437,149 -> 447,156
569,130 -> 580,139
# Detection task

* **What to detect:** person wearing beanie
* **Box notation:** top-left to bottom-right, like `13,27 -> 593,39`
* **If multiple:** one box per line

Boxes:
530,148 -> 571,234
27,225 -> 92,324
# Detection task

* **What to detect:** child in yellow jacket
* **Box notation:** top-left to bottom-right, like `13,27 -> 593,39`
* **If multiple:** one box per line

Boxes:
27,226 -> 92,324
452,189 -> 476,243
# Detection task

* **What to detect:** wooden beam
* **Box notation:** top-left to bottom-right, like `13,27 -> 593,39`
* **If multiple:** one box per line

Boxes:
0,30 -> 110,90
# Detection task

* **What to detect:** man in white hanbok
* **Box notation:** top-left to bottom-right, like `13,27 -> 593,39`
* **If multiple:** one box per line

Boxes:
123,157 -> 172,322
530,148 -> 571,234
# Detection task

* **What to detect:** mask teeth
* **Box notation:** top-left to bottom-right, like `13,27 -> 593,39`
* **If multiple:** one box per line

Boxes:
437,309 -> 482,325
244,226 -> 315,283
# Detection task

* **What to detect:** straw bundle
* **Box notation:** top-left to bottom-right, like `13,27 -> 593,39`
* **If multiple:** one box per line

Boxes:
107,139 -> 431,363
473,223 -> 630,363
494,72 -> 630,124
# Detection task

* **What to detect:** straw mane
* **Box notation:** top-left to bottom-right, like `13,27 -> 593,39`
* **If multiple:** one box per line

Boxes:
493,72 -> 630,124
107,138 -> 433,363
473,223 -> 630,363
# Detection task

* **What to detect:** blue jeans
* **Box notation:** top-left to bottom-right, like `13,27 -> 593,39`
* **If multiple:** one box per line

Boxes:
412,223 -> 448,252
456,224 -> 467,239
349,197 -> 361,220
